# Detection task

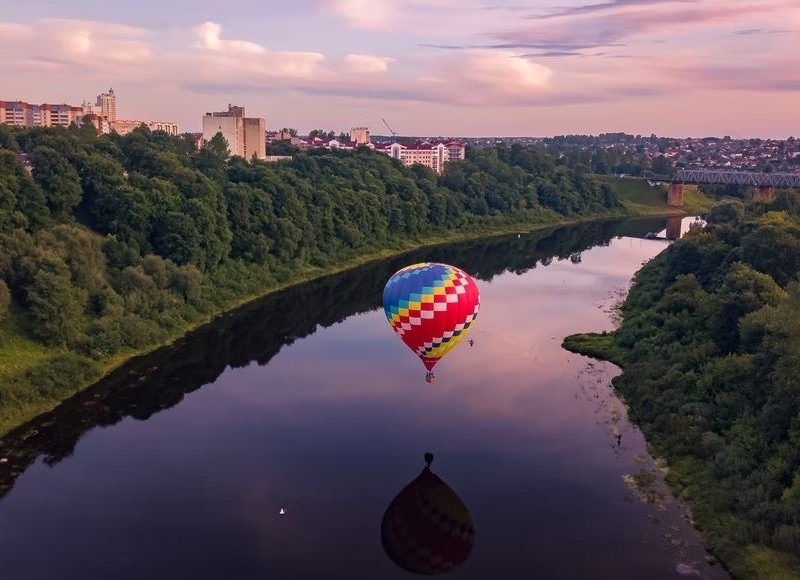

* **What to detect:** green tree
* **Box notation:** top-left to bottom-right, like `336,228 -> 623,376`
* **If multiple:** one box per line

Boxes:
707,200 -> 745,225
650,155 -> 673,176
30,146 -> 83,218
741,213 -> 800,286
267,141 -> 299,156
26,259 -> 88,346
0,150 -> 50,230
194,133 -> 229,181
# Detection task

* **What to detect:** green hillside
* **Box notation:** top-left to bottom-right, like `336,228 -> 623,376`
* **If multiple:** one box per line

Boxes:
600,175 -> 714,215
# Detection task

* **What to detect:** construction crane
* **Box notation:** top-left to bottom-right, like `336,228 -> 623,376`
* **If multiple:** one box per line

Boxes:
382,118 -> 397,137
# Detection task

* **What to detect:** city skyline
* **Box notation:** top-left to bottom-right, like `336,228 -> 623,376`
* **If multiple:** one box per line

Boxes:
2,0 -> 799,138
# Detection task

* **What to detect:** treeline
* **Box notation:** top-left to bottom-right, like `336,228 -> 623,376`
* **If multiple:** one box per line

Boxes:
0,125 -> 620,429
570,196 -> 800,577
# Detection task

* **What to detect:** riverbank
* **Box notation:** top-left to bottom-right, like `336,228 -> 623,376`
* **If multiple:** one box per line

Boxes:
0,183 -> 711,439
563,239 -> 800,580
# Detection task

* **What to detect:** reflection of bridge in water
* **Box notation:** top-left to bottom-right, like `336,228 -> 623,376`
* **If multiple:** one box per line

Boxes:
643,217 -> 683,241
634,217 -> 704,241
661,169 -> 800,206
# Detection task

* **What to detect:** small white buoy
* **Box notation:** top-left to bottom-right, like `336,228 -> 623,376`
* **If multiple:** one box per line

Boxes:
278,507 -> 286,516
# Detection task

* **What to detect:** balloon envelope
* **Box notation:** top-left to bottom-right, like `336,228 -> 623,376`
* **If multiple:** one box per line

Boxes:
381,466 -> 474,575
383,263 -> 480,371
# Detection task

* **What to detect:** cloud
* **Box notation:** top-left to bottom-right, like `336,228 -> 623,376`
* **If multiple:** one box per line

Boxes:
194,21 -> 265,54
324,0 -> 397,29
674,62 -> 800,92
0,19 -> 153,67
495,1 -> 797,51
343,54 -> 395,74
447,51 -> 553,96
521,51 -> 586,58
320,0 -> 486,35
733,28 -> 792,35
525,0 -> 695,20
0,23 -> 32,43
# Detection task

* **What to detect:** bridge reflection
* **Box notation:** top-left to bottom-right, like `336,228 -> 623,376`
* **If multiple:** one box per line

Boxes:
638,216 -> 703,241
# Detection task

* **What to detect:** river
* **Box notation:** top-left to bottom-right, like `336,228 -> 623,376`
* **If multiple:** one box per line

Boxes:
0,217 -> 728,580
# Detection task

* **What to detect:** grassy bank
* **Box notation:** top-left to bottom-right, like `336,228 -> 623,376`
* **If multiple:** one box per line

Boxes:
0,182 -> 713,439
598,175 -> 710,216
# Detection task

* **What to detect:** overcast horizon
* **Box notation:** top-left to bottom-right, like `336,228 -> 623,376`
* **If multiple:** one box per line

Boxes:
2,0 -> 799,138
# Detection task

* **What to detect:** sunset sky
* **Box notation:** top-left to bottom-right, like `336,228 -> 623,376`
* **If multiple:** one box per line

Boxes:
2,0 -> 799,137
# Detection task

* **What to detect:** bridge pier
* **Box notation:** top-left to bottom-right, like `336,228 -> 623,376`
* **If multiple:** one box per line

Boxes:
665,217 -> 682,240
667,183 -> 684,207
753,186 -> 774,202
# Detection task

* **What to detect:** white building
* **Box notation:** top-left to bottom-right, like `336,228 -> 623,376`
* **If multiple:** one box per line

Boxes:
375,140 -> 466,174
111,119 -> 179,136
202,105 -> 266,160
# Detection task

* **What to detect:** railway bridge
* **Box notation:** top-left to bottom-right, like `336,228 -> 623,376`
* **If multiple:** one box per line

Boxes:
664,170 -> 800,206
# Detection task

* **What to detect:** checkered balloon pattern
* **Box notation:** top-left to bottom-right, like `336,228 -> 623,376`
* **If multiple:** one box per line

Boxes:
383,263 -> 480,371
381,466 -> 474,575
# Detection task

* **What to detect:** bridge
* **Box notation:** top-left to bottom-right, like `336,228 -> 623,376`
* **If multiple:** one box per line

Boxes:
664,169 -> 800,206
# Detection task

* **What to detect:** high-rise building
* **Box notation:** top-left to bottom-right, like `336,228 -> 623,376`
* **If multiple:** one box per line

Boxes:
243,117 -> 266,160
96,88 -> 117,123
202,105 -> 266,160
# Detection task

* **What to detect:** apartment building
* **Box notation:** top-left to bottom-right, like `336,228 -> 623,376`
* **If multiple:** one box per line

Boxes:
0,101 -> 85,128
111,119 -> 179,136
202,104 -> 266,160
376,140 -> 466,174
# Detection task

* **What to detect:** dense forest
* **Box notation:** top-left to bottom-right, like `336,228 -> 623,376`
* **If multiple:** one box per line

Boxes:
0,123 -> 622,434
566,196 -> 800,578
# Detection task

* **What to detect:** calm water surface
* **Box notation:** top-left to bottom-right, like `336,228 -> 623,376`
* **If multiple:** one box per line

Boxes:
0,217 -> 728,580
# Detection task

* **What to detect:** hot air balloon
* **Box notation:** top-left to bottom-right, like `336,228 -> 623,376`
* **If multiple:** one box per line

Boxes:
381,453 -> 474,576
383,263 -> 480,382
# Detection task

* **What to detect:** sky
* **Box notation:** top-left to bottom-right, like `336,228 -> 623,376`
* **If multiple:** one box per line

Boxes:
1,0 -> 799,137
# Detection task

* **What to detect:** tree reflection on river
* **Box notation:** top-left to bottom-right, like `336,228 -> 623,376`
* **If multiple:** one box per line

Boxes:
0,217 -> 728,580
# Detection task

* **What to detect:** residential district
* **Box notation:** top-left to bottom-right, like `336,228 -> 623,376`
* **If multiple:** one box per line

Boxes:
2,89 -> 799,175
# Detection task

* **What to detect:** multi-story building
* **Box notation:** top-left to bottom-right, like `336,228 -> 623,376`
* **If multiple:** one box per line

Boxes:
95,88 -> 117,123
350,127 -> 370,145
375,140 -> 466,174
0,101 -> 27,126
202,105 -> 266,160
243,117 -> 266,160
111,119 -> 179,136
1,90 -> 179,138
0,100 -> 86,128
82,113 -> 110,134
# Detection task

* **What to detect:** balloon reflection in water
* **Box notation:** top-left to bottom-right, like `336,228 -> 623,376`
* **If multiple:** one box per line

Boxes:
383,263 -> 480,382
381,453 -> 474,575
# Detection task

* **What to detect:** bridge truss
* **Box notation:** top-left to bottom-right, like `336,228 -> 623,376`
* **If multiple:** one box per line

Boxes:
672,169 -> 800,188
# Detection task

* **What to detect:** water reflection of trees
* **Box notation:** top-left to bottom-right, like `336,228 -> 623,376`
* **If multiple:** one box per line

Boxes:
0,217 -> 666,500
